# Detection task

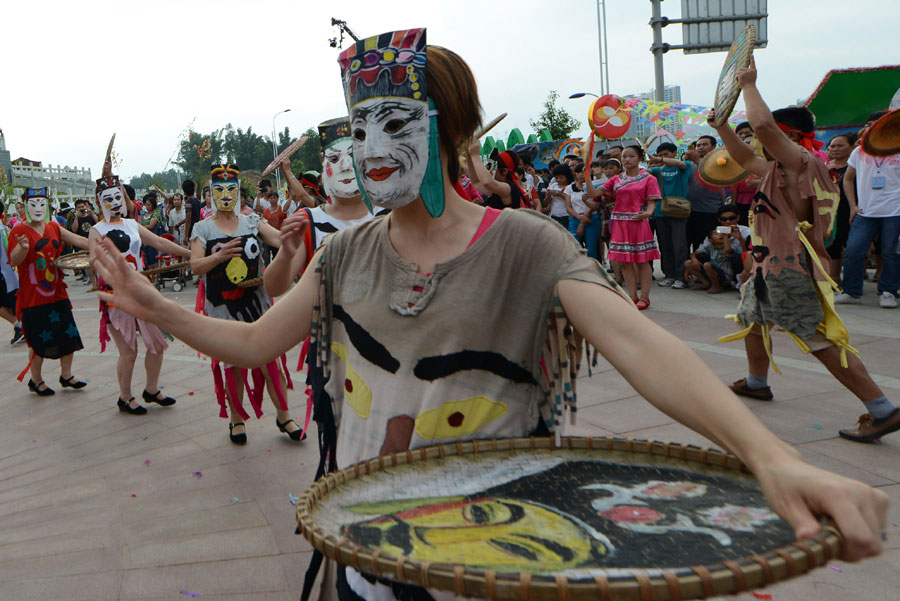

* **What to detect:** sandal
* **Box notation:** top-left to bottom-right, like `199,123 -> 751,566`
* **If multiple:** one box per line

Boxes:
28,379 -> 55,396
59,375 -> 87,389
229,422 -> 247,445
276,418 -> 307,442
635,299 -> 650,311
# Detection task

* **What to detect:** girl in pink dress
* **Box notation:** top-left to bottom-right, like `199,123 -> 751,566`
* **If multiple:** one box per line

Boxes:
587,145 -> 660,309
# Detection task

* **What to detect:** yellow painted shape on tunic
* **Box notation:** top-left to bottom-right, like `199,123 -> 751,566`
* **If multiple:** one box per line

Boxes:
415,397 -> 508,440
225,257 -> 248,283
331,341 -> 372,419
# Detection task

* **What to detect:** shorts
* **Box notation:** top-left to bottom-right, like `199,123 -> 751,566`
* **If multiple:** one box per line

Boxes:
21,299 -> 84,358
736,254 -> 824,342
0,279 -> 16,312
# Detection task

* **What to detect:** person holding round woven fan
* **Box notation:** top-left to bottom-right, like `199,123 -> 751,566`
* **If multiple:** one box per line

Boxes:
90,31 -> 888,594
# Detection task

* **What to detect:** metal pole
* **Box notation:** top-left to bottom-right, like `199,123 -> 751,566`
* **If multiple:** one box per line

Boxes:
602,0 -> 610,93
595,0 -> 605,95
650,0 -> 665,102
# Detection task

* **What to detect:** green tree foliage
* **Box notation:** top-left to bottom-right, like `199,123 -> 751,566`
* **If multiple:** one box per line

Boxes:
129,169 -> 183,190
175,130 -> 224,181
290,128 -> 323,175
529,90 -> 581,141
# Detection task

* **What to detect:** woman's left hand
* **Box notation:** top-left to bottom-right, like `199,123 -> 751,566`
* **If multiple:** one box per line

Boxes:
637,210 -> 653,220
754,456 -> 888,562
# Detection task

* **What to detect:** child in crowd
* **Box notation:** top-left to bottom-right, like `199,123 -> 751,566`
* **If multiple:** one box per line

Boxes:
684,227 -> 744,293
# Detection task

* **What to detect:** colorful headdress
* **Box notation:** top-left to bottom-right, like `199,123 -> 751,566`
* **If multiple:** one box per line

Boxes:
95,175 -> 121,195
22,187 -> 51,223
337,28 -> 444,217
318,118 -> 351,151
209,164 -> 241,214
210,163 -> 240,183
23,187 -> 49,200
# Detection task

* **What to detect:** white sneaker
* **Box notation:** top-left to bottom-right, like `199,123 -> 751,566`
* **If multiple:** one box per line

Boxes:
658,278 -> 675,287
671,280 -> 686,289
834,292 -> 861,304
880,292 -> 898,308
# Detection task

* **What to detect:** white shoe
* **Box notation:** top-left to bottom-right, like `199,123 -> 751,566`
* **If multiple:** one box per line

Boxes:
834,292 -> 861,304
658,278 -> 675,287
671,280 -> 686,289
879,292 -> 898,308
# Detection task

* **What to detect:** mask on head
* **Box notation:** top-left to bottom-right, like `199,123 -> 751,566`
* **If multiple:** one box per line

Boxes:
23,188 -> 50,223
95,176 -> 127,221
338,28 -> 444,217
209,164 -> 241,214
318,118 -> 359,201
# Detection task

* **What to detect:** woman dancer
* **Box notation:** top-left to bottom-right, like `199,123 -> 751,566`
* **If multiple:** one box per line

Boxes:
586,145 -> 660,309
91,30 -> 888,599
89,176 -> 190,413
8,188 -> 89,395
191,163 -> 300,444
825,132 -> 857,279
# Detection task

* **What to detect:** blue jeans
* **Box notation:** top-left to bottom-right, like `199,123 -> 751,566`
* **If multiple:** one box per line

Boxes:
569,213 -> 603,260
840,214 -> 900,297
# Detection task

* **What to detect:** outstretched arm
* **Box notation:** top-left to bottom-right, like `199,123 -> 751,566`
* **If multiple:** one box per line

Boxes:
91,237 -> 320,367
281,159 -> 317,209
737,57 -> 803,173
137,225 -> 191,257
708,114 -> 769,177
59,227 -> 89,250
465,141 -> 512,198
558,278 -> 889,562
264,213 -> 310,297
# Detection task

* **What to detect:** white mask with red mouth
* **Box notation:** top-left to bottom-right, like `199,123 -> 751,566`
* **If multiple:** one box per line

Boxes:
322,138 -> 359,200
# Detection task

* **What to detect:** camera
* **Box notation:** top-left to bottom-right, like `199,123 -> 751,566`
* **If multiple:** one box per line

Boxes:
716,226 -> 732,234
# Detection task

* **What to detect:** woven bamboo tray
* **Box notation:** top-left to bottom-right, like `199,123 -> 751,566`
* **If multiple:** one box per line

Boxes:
296,436 -> 840,601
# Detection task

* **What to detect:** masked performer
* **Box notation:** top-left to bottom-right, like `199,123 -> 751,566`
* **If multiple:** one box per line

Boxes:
7,188 -> 89,395
91,30 -> 889,594
709,57 -> 899,443
87,176 -> 191,414
190,164 -> 301,444
265,117 -> 389,297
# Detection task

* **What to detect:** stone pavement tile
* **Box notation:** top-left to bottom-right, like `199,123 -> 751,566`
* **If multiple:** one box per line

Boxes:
120,555 -> 288,598
563,421 -> 617,438
851,337 -> 900,380
122,500 -> 268,545
252,492 -> 315,556
0,527 -> 119,562
578,395 -> 675,434
101,460 -> 241,497
575,370 -> 639,407
757,366 -> 847,403
116,482 -> 255,523
796,446 -> 897,487
122,594 -> 292,601
730,552 -> 900,601
0,476 -> 112,518
69,437 -> 206,474
801,436 -> 900,483
0,546 -> 123,582
278,550 -> 314,596
0,570 -> 122,601
66,416 -> 190,458
620,422 -> 718,449
0,505 -> 113,546
125,524 -> 280,569
750,392 -> 869,445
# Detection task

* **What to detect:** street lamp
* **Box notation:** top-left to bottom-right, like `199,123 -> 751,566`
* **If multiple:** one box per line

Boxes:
569,92 -> 599,99
271,108 -> 291,196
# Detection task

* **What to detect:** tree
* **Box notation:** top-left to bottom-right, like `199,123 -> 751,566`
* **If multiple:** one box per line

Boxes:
175,130 -> 224,181
529,90 -> 581,141
290,128 -> 323,175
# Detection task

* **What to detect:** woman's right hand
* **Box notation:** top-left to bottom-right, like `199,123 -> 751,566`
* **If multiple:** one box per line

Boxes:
213,238 -> 244,263
279,213 -> 310,256
91,238 -> 168,322
14,234 -> 29,253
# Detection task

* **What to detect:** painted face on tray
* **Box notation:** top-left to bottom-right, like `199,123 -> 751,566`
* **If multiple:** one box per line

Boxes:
322,138 -> 359,200
342,496 -> 600,571
350,96 -> 430,209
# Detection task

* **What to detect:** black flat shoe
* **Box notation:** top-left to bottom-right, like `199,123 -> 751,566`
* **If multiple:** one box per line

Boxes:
142,389 -> 176,407
28,379 -> 55,396
276,418 -> 306,442
229,422 -> 247,445
59,375 -> 87,389
117,397 -> 148,415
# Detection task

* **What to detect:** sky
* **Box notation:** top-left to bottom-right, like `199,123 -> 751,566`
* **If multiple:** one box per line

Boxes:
2,0 -> 897,181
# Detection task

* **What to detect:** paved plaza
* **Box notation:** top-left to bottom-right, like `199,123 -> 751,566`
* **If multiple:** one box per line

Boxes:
0,276 -> 897,600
